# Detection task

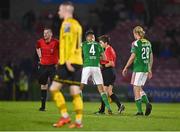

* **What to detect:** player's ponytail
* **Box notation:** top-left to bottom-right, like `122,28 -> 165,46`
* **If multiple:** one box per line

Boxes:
133,26 -> 145,38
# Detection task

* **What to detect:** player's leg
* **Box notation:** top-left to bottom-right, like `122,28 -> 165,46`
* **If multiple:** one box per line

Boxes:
80,67 -> 90,90
94,68 -> 106,114
50,65 -> 70,127
97,84 -> 112,114
97,67 -> 124,114
140,89 -> 149,104
40,64 -> 57,111
94,85 -> 106,115
69,65 -> 84,128
38,65 -> 48,111
131,72 -> 144,115
94,94 -> 105,114
139,72 -> 149,104
139,73 -> 152,116
92,67 -> 112,114
50,81 -> 71,127
39,84 -> 48,111
99,98 -> 106,113
133,86 -> 143,115
95,68 -> 108,114
69,85 -> 83,128
140,89 -> 152,116
106,85 -> 125,113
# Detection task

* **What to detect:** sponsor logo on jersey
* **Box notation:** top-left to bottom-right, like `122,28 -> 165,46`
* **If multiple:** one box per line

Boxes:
64,23 -> 71,33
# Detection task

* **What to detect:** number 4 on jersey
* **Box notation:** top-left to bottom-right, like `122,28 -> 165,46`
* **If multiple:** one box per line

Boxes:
89,44 -> 95,55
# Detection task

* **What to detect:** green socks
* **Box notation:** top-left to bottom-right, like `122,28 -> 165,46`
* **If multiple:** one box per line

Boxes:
141,95 -> 149,104
135,99 -> 143,113
101,93 -> 111,110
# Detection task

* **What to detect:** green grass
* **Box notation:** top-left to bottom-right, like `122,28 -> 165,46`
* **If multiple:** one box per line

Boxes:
0,101 -> 180,131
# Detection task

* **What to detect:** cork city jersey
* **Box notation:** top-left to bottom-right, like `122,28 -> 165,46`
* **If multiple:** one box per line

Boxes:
59,18 -> 83,65
36,38 -> 59,65
131,38 -> 152,72
100,45 -> 116,67
82,41 -> 104,67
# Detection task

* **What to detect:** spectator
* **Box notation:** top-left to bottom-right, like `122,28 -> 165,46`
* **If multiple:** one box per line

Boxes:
3,62 -> 15,100
18,71 -> 29,100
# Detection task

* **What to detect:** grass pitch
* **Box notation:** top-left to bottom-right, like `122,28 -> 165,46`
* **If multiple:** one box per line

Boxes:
0,101 -> 180,131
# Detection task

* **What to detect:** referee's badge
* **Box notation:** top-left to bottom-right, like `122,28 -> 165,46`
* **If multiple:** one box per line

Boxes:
50,48 -> 54,53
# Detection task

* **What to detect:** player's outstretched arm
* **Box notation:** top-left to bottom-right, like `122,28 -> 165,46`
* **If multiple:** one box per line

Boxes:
122,53 -> 136,77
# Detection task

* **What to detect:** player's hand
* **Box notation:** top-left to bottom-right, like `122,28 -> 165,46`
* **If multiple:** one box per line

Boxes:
122,68 -> 128,77
38,61 -> 41,69
65,61 -> 75,72
80,84 -> 84,90
105,64 -> 109,67
148,71 -> 152,79
55,64 -> 59,69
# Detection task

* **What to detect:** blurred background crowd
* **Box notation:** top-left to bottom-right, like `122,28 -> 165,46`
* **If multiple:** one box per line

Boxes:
0,0 -> 180,102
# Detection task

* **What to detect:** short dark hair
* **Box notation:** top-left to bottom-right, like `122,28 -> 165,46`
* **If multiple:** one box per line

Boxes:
98,35 -> 110,44
85,29 -> 94,37
61,1 -> 74,7
44,27 -> 52,32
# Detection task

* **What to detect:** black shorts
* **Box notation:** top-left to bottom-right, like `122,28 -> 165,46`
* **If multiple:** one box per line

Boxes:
101,67 -> 116,86
53,64 -> 82,85
38,64 -> 56,85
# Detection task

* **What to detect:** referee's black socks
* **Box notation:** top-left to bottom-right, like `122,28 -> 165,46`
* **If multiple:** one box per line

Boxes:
99,94 -> 121,112
40,90 -> 47,109
110,94 -> 121,108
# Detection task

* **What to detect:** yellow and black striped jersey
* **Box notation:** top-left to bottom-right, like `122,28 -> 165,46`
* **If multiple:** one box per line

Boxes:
59,18 -> 83,65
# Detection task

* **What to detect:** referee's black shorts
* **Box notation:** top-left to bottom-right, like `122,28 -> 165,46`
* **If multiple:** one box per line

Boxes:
101,67 -> 116,87
53,64 -> 82,85
38,64 -> 56,85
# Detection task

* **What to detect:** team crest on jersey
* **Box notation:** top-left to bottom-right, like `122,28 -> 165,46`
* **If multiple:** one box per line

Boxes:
64,23 -> 71,33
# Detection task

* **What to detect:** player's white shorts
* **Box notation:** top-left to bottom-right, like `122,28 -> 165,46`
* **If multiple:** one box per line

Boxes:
81,67 -> 103,85
131,72 -> 148,86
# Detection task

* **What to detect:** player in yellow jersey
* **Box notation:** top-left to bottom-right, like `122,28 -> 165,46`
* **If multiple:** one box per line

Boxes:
49,1 -> 83,128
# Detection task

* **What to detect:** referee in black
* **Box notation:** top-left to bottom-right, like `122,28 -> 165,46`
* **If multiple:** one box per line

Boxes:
95,35 -> 125,114
36,28 -> 59,111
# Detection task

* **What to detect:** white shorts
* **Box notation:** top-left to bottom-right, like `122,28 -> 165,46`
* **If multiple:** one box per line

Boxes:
81,67 -> 103,85
131,72 -> 148,86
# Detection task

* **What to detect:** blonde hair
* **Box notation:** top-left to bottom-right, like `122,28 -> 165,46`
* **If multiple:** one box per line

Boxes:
133,26 -> 145,38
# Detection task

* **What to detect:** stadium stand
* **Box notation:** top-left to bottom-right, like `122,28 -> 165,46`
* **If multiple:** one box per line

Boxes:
0,0 -> 180,101
109,15 -> 180,88
0,15 -> 179,89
